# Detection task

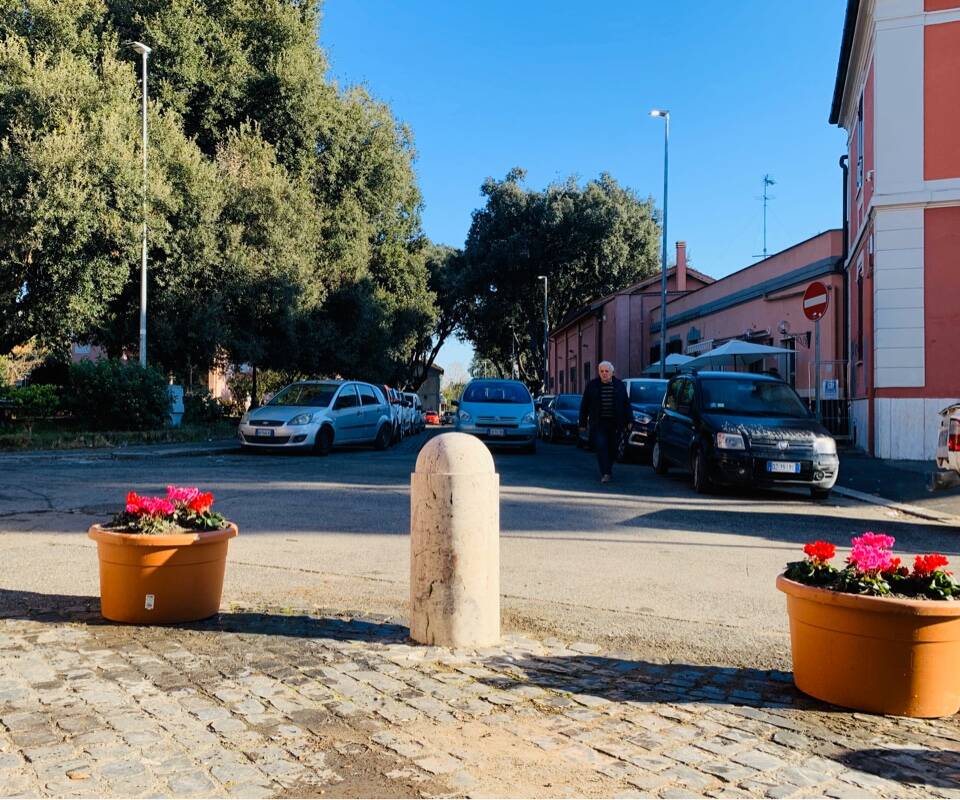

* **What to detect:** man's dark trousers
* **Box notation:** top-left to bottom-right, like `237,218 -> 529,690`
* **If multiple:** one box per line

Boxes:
594,419 -> 620,477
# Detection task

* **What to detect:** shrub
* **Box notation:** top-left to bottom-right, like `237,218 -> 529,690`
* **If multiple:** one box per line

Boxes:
68,359 -> 169,431
225,372 -> 252,416
183,389 -> 225,425
1,384 -> 60,433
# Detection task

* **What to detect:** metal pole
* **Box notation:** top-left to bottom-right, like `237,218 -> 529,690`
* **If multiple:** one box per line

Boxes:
659,113 -> 669,379
542,277 -> 549,393
815,318 -> 822,421
138,48 -> 149,367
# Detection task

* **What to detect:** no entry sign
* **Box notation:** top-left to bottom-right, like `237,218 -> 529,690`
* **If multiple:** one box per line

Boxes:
803,281 -> 829,321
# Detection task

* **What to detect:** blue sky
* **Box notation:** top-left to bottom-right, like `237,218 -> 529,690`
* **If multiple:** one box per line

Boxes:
320,1 -> 848,380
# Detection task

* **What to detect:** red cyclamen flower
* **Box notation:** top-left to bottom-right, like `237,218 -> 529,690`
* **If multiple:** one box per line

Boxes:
803,541 -> 836,563
187,492 -> 214,514
914,553 -> 950,577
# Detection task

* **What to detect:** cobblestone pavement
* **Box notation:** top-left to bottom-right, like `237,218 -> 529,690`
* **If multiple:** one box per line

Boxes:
1,596 -> 959,799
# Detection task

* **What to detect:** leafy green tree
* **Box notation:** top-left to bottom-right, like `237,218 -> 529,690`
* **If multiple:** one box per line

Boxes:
460,169 -> 661,389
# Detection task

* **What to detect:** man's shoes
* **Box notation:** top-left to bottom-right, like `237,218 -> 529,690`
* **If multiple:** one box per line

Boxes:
601,474 -> 611,483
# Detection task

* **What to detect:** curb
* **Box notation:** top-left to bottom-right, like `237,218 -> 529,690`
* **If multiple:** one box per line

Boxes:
110,443 -> 240,460
832,485 -> 960,526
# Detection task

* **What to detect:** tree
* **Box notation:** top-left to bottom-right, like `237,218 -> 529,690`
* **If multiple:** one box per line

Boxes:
460,169 -> 661,389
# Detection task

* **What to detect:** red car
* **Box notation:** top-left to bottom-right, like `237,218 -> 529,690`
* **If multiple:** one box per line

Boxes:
425,410 -> 440,425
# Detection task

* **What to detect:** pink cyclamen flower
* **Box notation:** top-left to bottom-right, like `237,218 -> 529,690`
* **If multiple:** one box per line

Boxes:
851,532 -> 895,551
139,496 -> 175,517
166,486 -> 201,504
848,543 -> 896,573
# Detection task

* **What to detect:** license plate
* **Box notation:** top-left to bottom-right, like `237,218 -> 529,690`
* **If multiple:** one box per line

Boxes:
767,461 -> 800,474
256,428 -> 274,437
488,428 -> 505,437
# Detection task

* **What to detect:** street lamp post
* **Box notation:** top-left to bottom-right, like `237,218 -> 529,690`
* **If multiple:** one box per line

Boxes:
650,109 -> 670,380
129,41 -> 152,367
537,275 -> 548,393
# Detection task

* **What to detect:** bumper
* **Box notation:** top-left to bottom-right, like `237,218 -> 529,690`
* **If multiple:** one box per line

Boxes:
238,424 -> 315,449
458,423 -> 537,447
709,451 -> 839,490
626,425 -> 655,452
550,422 -> 579,441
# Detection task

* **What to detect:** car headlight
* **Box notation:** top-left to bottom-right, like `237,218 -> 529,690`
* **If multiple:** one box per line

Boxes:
459,410 -> 471,423
716,432 -> 746,450
521,412 -> 536,424
633,411 -> 653,425
814,435 -> 837,455
240,413 -> 249,425
288,413 -> 315,426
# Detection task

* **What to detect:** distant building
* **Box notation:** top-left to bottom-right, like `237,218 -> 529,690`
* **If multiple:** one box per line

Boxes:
831,0 -> 960,458
417,363 -> 443,412
548,243 -> 713,393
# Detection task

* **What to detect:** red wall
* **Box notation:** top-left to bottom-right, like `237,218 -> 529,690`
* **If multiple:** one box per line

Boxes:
848,223 -> 874,402
848,62 -> 874,245
924,207 -> 960,395
925,0 -> 960,10
925,21 -> 960,181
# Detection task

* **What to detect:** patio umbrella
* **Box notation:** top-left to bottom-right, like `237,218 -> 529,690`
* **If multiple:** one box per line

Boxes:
684,340 -> 794,371
642,353 -> 694,375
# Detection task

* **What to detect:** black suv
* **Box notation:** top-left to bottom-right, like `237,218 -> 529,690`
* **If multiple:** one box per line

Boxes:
650,371 -> 839,499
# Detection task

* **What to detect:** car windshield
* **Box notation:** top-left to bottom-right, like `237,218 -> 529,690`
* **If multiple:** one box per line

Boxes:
554,394 -> 581,410
700,378 -> 810,417
629,381 -> 668,404
267,383 -> 338,408
462,382 -> 531,404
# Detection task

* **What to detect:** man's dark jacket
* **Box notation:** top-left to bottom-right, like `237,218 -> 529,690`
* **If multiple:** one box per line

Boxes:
579,377 -> 632,430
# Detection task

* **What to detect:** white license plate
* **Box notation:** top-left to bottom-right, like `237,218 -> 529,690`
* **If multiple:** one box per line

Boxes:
256,428 -> 274,437
767,461 -> 800,474
488,428 -> 505,437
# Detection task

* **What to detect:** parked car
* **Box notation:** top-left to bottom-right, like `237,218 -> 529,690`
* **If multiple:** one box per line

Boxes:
934,403 -> 960,489
621,378 -> 669,460
239,380 -> 393,454
454,379 -> 537,453
402,392 -> 425,434
534,394 -> 555,437
425,410 -> 440,425
650,371 -> 839,499
540,394 -> 581,443
379,384 -> 405,444
441,410 -> 456,425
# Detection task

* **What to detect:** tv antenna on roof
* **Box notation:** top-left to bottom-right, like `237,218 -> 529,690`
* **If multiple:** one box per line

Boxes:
753,174 -> 776,259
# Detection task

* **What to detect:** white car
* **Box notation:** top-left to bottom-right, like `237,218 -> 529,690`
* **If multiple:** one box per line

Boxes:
402,392 -> 424,434
934,403 -> 960,489
239,380 -> 393,454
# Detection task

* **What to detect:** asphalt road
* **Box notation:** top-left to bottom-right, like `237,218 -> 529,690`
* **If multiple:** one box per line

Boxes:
1,428 -> 956,670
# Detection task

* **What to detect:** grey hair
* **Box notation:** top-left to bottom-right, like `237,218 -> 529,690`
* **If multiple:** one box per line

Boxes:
598,360 -> 615,372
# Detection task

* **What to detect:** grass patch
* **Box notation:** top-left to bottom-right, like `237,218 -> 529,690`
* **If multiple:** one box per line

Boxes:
0,420 -> 237,451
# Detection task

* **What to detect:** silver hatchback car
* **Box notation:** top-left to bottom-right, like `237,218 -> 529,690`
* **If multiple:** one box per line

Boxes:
238,380 -> 393,454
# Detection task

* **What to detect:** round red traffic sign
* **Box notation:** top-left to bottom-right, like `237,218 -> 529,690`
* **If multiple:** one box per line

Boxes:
802,281 -> 829,321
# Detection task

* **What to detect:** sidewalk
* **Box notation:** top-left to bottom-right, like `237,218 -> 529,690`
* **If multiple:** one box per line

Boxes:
1,594 -> 958,799
835,449 -> 960,523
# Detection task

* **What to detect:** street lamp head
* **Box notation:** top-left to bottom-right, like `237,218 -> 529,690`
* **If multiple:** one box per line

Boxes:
650,109 -> 669,118
537,275 -> 547,281
127,41 -> 152,56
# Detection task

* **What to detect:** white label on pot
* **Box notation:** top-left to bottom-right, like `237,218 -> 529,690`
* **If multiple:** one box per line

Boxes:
144,594 -> 155,610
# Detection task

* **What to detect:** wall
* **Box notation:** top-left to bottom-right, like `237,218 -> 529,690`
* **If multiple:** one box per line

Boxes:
924,20 -> 960,180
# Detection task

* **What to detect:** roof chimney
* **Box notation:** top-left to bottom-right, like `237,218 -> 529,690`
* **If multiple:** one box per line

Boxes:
675,241 -> 687,292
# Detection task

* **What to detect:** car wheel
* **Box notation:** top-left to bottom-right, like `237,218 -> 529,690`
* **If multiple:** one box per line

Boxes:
691,448 -> 711,494
810,487 -> 832,500
549,424 -> 558,444
651,440 -> 668,475
374,424 -> 391,451
314,427 -> 333,456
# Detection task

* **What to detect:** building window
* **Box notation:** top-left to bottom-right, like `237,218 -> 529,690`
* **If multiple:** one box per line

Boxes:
569,365 -> 576,389
649,344 -> 661,365
856,93 -> 864,191
583,362 -> 591,381
856,262 -> 864,362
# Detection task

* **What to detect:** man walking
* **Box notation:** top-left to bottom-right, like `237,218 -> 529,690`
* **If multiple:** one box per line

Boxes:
579,361 -> 632,483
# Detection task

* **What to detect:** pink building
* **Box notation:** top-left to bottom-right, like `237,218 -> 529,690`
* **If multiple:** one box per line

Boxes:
547,243 -> 713,393
651,231 -> 845,406
832,0 -> 960,459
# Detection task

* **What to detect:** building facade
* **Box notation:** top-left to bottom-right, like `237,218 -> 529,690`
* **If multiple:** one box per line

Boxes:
650,231 -> 846,416
547,244 -> 713,393
416,364 -> 443,413
832,0 -> 960,458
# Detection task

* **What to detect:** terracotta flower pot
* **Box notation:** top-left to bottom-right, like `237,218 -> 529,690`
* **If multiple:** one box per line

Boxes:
88,523 -> 238,624
777,574 -> 960,717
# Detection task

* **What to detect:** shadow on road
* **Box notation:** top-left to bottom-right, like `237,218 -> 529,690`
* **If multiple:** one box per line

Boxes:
0,588 -> 410,643
838,748 -> 960,788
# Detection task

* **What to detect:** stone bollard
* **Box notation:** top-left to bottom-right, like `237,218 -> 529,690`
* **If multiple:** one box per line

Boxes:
410,432 -> 500,647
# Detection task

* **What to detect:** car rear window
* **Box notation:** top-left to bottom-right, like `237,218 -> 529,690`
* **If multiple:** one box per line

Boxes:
268,383 -> 338,407
700,378 -> 809,417
462,382 -> 532,404
629,381 -> 668,404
